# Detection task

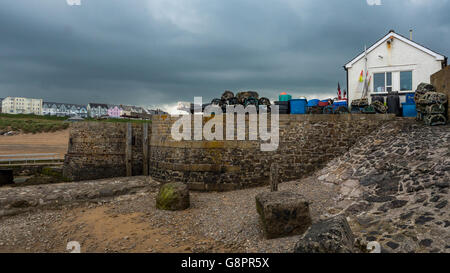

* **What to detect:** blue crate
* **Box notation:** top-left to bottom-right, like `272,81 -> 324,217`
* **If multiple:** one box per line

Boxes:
402,103 -> 417,117
405,93 -> 415,104
290,99 -> 308,114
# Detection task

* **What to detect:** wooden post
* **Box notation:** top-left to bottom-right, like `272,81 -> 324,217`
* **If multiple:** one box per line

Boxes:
142,122 -> 149,176
126,123 -> 132,177
270,163 -> 279,192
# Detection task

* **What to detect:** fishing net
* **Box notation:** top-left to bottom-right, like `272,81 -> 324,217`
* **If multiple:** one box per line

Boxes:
371,100 -> 388,114
424,114 -> 447,126
351,98 -> 369,108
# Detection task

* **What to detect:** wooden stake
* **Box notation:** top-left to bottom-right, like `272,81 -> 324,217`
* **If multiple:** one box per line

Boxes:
126,123 -> 132,177
270,163 -> 279,192
142,122 -> 149,176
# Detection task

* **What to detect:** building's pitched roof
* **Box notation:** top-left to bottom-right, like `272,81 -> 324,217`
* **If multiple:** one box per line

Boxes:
344,30 -> 446,69
43,101 -> 85,108
107,104 -> 123,109
120,105 -> 143,112
88,103 -> 109,108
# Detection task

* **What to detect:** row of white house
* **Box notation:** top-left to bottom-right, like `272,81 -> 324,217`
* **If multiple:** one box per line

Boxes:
1,98 -> 167,118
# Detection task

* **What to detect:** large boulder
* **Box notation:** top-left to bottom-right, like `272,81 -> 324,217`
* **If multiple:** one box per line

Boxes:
293,215 -> 361,253
156,182 -> 190,211
255,191 -> 312,239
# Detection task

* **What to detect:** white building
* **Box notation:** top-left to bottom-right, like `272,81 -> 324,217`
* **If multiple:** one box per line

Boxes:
344,30 -> 447,104
1,97 -> 43,115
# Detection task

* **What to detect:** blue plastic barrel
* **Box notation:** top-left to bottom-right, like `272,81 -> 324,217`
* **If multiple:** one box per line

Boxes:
402,103 -> 416,117
290,99 -> 307,114
405,93 -> 415,104
307,99 -> 320,107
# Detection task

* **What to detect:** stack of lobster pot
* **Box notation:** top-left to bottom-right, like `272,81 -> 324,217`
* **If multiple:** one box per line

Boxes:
371,100 -> 388,114
415,83 -> 448,126
350,98 -> 370,113
210,91 -> 271,113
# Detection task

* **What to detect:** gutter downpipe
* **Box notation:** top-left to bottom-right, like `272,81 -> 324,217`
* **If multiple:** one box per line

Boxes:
344,65 -> 349,104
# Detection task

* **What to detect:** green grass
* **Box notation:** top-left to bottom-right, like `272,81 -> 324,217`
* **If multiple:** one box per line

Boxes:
83,117 -> 152,124
0,114 -> 69,134
0,113 -> 152,134
0,113 -> 68,121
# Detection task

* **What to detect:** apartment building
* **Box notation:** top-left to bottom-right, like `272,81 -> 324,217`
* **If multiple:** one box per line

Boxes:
1,97 -> 43,115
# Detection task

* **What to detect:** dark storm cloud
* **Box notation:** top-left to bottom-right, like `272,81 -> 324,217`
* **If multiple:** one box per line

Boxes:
0,0 -> 449,109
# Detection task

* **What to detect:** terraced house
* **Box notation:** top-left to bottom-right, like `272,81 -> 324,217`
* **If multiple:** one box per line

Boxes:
107,105 -> 123,118
87,103 -> 108,118
42,102 -> 88,118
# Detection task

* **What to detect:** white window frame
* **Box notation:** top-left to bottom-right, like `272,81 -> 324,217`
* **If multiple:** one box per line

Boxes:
373,72 -> 392,93
371,70 -> 414,94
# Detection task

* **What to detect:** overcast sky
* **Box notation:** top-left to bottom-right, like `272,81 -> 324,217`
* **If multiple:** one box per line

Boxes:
0,0 -> 449,111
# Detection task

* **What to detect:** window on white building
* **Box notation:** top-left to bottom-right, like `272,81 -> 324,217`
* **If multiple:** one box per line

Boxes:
400,71 -> 413,91
386,72 -> 392,92
373,72 -> 392,92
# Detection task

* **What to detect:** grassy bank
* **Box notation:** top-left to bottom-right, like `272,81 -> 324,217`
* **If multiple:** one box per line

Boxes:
83,118 -> 152,124
0,114 -> 69,134
0,113 -> 152,134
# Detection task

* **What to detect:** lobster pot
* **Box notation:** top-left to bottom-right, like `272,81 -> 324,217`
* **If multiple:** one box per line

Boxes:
290,99 -> 307,114
372,96 -> 385,104
351,106 -> 362,114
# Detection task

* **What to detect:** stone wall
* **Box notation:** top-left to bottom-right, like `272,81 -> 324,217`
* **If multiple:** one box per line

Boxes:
149,114 -> 395,191
63,122 -> 148,181
431,66 -> 450,118
63,114 -> 395,190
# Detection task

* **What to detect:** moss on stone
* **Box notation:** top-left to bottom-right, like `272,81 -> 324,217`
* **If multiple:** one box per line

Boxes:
156,184 -> 177,210
155,182 -> 189,211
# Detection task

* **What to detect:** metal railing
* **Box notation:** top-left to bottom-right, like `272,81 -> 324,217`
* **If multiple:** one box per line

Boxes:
0,153 -> 63,166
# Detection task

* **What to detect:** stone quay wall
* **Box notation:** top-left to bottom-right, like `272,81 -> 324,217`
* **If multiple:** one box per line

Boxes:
63,114 -> 395,190
63,122 -> 148,181
148,114 -> 395,191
